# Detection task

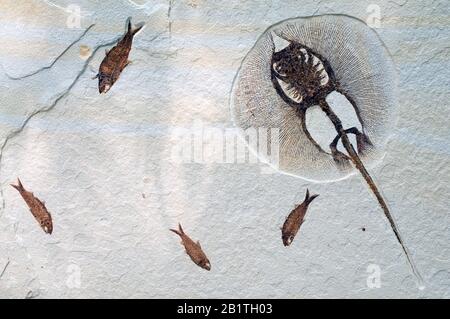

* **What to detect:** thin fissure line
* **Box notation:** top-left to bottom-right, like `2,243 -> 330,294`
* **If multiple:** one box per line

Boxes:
3,24 -> 95,80
0,260 -> 10,279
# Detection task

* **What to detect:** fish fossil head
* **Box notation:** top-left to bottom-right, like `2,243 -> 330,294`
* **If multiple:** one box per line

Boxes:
98,74 -> 113,94
40,218 -> 53,234
271,42 -> 334,105
282,232 -> 295,246
199,259 -> 211,271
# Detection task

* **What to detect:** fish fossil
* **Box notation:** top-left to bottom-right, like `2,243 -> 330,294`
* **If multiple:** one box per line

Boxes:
282,189 -> 318,246
170,223 -> 211,271
231,15 -> 422,284
94,19 -> 144,93
10,178 -> 53,234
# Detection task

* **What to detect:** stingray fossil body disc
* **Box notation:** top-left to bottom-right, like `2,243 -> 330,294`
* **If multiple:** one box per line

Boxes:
230,14 -> 398,182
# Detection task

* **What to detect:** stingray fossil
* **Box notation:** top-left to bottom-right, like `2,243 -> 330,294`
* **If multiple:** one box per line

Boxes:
231,15 -> 422,283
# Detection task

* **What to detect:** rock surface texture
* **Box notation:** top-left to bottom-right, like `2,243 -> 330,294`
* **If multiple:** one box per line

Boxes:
0,0 -> 448,298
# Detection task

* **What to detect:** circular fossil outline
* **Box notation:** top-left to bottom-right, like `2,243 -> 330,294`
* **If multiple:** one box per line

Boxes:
230,14 -> 399,182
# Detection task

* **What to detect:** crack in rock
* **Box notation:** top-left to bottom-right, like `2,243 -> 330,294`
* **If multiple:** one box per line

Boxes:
0,34 -> 124,214
404,46 -> 450,82
168,0 -> 174,35
136,31 -> 171,59
388,0 -> 409,7
312,0 -> 325,15
0,260 -> 10,280
3,24 -> 95,80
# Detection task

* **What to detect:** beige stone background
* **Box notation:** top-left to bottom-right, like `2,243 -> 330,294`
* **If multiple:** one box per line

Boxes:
0,0 -> 448,298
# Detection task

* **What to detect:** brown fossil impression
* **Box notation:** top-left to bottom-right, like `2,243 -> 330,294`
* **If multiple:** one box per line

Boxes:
94,19 -> 144,94
10,178 -> 53,234
170,223 -> 211,271
282,189 -> 318,246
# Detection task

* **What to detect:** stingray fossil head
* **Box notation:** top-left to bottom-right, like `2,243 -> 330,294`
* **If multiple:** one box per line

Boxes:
231,14 -> 398,181
271,41 -> 336,105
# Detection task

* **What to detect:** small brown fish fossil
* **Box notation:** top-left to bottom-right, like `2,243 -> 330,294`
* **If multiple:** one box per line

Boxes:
282,189 -> 318,246
10,178 -> 53,234
170,223 -> 211,271
94,19 -> 144,93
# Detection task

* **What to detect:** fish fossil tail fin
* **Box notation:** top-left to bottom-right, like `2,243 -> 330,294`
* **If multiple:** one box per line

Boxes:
127,19 -> 144,37
10,178 -> 25,192
178,223 -> 184,235
304,189 -> 319,205
169,228 -> 181,236
131,24 -> 144,36
169,223 -> 185,237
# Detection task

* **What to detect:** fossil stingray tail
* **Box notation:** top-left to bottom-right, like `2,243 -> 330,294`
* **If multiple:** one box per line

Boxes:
341,132 -> 423,284
319,100 -> 423,286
